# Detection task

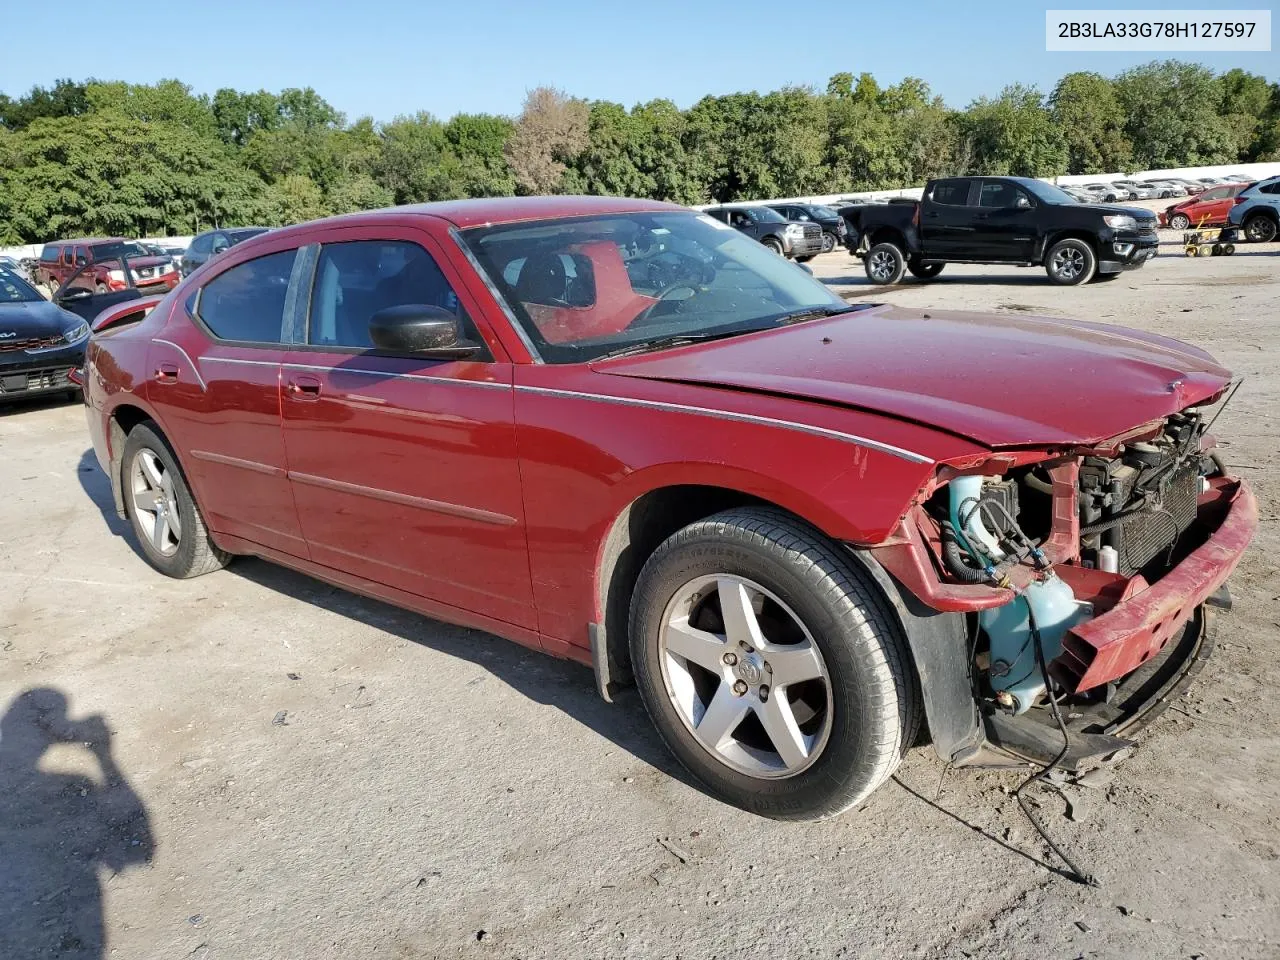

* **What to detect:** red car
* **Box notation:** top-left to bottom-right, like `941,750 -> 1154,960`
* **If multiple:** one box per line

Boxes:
34,237 -> 180,296
83,198 -> 1256,820
1159,183 -> 1252,229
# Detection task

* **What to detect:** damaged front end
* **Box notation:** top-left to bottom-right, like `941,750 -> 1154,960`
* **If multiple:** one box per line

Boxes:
868,405 -> 1258,769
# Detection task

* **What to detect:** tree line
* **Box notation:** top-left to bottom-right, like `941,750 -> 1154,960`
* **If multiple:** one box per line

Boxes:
0,61 -> 1276,244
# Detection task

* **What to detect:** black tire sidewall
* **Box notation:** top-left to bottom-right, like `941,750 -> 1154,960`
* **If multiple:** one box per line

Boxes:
1045,238 -> 1096,285
1244,215 -> 1277,243
122,424 -> 204,577
907,260 -> 943,280
630,525 -> 908,820
865,242 -> 906,284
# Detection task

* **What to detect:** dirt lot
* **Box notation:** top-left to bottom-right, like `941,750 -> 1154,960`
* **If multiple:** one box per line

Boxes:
1,231 -> 1277,960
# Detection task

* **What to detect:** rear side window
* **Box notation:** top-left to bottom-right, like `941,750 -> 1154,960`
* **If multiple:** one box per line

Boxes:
308,240 -> 465,349
196,249 -> 297,343
40,246 -> 59,262
1261,180 -> 1280,195
931,180 -> 971,206
1201,187 -> 1227,201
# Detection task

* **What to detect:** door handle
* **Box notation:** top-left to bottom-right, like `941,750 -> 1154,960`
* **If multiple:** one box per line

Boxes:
155,363 -> 179,383
286,376 -> 322,400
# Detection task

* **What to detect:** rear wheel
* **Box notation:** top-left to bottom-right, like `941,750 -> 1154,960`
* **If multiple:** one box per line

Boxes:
1243,214 -> 1277,243
629,508 -> 920,820
864,242 -> 906,284
1045,238 -> 1096,285
1170,213 -> 1190,231
122,423 -> 229,579
907,260 -> 944,280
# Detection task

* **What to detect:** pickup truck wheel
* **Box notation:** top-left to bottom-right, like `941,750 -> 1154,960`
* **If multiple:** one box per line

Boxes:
1169,213 -> 1190,230
629,508 -> 920,821
123,423 -> 230,579
1243,214 -> 1277,243
1045,238 -> 1096,285
907,260 -> 944,280
820,232 -> 836,253
865,242 -> 906,284
763,238 -> 784,256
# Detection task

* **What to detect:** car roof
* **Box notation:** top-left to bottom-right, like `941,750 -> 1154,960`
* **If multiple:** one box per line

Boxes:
46,237 -> 126,246
227,197 -> 689,252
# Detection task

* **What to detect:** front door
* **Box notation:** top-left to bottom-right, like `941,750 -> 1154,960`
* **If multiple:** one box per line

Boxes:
278,226 -> 535,630
149,245 -> 308,557
1192,187 -> 1233,225
54,260 -> 143,323
970,180 -> 1036,261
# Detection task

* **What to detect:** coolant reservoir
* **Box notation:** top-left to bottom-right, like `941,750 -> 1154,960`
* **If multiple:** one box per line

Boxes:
979,573 -> 1092,714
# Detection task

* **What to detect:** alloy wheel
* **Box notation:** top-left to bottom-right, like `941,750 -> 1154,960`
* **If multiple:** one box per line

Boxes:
868,249 -> 897,282
131,449 -> 183,557
821,233 -> 836,253
658,574 -> 833,779
1245,217 -> 1277,243
1051,246 -> 1085,281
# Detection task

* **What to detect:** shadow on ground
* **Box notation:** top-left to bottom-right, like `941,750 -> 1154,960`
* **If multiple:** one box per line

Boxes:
74,448 -> 685,786
0,689 -> 153,960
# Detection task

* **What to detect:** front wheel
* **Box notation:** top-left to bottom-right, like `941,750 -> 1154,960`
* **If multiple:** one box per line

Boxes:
629,508 -> 920,820
1243,214 -> 1278,243
820,232 -> 837,253
762,238 -> 784,256
864,242 -> 906,284
907,260 -> 944,280
1170,213 -> 1190,231
123,423 -> 230,579
1045,238 -> 1097,285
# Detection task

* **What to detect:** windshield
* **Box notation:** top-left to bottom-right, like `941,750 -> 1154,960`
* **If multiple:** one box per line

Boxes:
808,206 -> 839,219
0,268 -> 42,303
461,211 -> 851,363
1019,180 -> 1080,205
92,241 -> 149,260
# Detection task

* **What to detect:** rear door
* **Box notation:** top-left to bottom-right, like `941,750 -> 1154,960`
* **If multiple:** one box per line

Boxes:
278,222 -> 535,629
150,243 -> 309,556
971,180 -> 1036,261
919,178 -> 977,257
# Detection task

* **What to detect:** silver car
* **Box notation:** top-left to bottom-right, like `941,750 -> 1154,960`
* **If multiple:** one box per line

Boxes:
1113,180 -> 1158,200
1142,179 -> 1188,198
1081,183 -> 1131,202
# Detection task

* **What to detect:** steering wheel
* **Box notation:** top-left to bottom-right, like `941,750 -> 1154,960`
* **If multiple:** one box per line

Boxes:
629,284 -> 699,328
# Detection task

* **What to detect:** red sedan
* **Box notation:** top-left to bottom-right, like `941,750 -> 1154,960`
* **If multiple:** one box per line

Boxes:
1159,182 -> 1252,229
83,198 -> 1255,820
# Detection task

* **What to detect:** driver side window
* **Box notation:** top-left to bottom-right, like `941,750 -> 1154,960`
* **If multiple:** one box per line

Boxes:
308,240 -> 474,350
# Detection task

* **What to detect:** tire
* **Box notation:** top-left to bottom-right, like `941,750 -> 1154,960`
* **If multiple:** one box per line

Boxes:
629,508 -> 920,821
1045,238 -> 1096,285
1095,271 -> 1123,281
762,238 -> 784,256
907,260 -> 944,280
1223,243 -> 1236,256
1170,213 -> 1190,231
1243,214 -> 1277,243
795,254 -> 816,263
864,242 -> 906,284
65,389 -> 82,403
1211,243 -> 1223,256
820,232 -> 837,254
122,422 -> 230,579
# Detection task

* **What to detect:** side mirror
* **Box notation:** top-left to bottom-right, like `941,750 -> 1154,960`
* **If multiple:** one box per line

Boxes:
212,243 -> 229,255
368,304 -> 478,357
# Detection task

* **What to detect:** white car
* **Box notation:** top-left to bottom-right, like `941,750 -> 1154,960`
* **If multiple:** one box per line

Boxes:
1113,181 -> 1158,200
1081,183 -> 1131,202
1142,180 -> 1188,198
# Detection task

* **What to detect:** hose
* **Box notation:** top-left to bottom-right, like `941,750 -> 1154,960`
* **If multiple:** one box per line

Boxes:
940,522 -> 992,583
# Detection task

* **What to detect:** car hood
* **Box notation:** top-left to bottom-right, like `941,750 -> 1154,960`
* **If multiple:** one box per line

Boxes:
1087,202 -> 1157,220
595,305 -> 1231,449
0,299 -> 80,338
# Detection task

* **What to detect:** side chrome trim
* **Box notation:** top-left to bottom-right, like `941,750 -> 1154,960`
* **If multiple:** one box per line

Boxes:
514,385 -> 933,464
448,226 -> 544,364
281,362 -> 509,390
289,471 -> 517,526
150,339 -> 208,390
189,449 -> 287,478
200,355 -> 280,368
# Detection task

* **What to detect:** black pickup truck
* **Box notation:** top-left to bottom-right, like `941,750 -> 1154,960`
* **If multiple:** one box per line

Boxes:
842,176 -> 1159,285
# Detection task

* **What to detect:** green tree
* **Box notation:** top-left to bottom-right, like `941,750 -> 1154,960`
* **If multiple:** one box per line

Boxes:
212,88 -> 281,147
960,84 -> 1067,177
1218,68 -> 1275,161
1115,61 -> 1235,168
1050,72 -> 1132,174
268,173 -> 327,224
0,79 -> 92,131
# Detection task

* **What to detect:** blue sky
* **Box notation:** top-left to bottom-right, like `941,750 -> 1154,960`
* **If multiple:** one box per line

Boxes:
1,0 -> 1274,121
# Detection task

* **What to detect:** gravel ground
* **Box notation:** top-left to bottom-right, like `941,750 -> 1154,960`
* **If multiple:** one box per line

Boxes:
1,228 -> 1277,960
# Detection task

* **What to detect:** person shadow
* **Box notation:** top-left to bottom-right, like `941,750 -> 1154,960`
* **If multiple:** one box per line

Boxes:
0,689 -> 154,960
